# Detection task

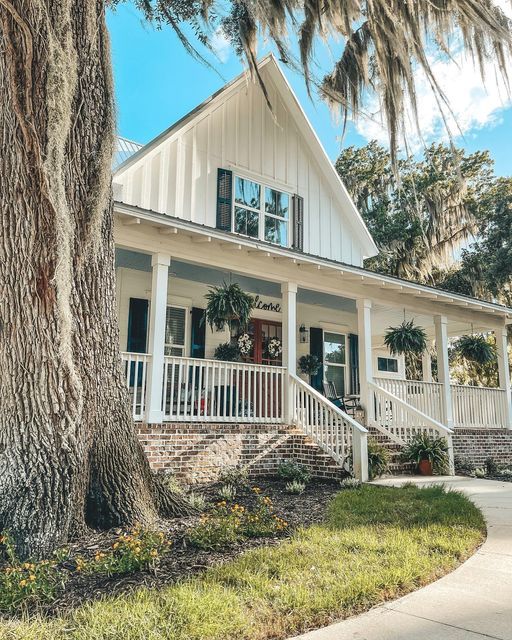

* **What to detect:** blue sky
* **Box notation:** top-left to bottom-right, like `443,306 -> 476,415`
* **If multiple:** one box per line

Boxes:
107,4 -> 512,176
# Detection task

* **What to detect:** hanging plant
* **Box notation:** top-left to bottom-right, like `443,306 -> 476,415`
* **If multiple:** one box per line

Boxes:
298,354 -> 321,377
213,342 -> 240,362
454,334 -> 495,365
204,283 -> 255,333
384,319 -> 427,356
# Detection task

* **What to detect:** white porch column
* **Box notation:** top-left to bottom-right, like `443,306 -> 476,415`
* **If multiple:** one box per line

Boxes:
146,253 -> 171,424
281,282 -> 298,423
422,350 -> 433,383
357,298 -> 374,424
496,326 -> 512,429
434,315 -> 453,429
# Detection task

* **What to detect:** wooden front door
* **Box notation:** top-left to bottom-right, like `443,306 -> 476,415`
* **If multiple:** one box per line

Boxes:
244,319 -> 282,365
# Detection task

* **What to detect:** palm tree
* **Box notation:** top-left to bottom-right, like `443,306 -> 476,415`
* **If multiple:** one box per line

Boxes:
1,0 -> 510,558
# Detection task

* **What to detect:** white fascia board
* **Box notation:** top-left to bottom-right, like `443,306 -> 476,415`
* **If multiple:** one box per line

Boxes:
114,201 -> 512,322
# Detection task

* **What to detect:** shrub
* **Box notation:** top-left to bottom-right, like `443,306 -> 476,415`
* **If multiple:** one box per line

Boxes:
454,455 -> 475,476
367,439 -> 390,480
285,480 -> 306,494
159,473 -> 186,495
87,527 -> 171,577
187,492 -> 207,511
219,466 -> 249,487
277,460 -> 311,484
500,468 -> 512,478
401,433 -> 449,474
218,484 -> 237,501
485,457 -> 499,476
340,477 -> 361,489
186,505 -> 240,550
0,533 -> 66,614
473,467 -> 487,478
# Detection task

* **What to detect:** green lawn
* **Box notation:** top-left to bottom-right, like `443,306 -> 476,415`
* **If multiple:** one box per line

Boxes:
0,484 -> 485,640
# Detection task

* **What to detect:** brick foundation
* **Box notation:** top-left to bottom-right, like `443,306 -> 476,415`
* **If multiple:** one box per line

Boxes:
452,429 -> 512,466
137,422 -> 343,484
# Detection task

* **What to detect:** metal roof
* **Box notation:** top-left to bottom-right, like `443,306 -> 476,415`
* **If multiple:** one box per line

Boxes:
113,137 -> 143,170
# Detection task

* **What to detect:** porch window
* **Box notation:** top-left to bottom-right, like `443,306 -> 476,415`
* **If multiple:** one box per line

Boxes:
164,306 -> 187,356
233,176 -> 289,247
377,356 -> 398,373
323,331 -> 347,396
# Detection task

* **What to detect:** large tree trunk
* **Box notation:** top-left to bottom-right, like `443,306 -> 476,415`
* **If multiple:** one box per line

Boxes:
0,1 -> 186,559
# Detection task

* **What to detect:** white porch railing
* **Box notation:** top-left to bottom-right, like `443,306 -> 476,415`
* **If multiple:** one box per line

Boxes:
369,380 -> 454,446
291,374 -> 368,477
162,356 -> 285,423
121,352 -> 150,421
451,385 -> 509,429
374,377 -> 443,423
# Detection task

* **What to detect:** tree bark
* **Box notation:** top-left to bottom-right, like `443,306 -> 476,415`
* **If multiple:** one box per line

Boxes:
0,0 -> 187,559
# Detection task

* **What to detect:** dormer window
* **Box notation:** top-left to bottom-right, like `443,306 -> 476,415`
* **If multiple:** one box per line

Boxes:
233,175 -> 289,247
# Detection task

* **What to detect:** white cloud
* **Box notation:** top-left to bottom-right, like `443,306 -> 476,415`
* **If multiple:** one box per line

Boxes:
211,27 -> 231,63
354,19 -> 512,150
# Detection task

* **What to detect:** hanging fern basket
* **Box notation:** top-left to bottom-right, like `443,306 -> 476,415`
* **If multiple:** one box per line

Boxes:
384,319 -> 427,356
204,282 -> 255,333
454,334 -> 495,365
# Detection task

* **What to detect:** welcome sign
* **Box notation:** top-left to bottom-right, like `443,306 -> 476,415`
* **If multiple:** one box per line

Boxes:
254,295 -> 281,313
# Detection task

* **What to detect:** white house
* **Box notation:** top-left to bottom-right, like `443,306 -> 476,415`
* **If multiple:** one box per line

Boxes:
112,55 -> 512,483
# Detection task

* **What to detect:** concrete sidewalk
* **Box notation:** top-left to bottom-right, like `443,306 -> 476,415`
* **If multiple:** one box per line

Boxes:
291,476 -> 512,640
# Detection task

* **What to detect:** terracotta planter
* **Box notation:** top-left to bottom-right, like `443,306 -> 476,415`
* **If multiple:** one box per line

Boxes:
418,459 -> 433,476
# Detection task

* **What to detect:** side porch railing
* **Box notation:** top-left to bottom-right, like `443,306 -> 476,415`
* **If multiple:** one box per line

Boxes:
121,352 -> 151,422
451,384 -> 509,429
162,356 -> 285,423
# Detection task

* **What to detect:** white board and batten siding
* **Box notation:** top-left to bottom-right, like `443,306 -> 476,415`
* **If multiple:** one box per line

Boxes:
114,57 -> 376,267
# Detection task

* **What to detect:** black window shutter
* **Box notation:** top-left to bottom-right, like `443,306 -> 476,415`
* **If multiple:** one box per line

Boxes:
292,194 -> 304,251
127,298 -> 149,353
349,333 -> 360,395
190,307 -> 206,359
216,168 -> 233,231
309,327 -> 324,392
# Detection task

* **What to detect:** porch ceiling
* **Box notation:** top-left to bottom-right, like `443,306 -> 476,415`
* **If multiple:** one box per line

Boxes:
114,203 -> 512,331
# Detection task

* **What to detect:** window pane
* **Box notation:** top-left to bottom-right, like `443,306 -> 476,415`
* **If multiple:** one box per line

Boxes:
264,216 -> 287,246
235,177 -> 260,209
324,332 -> 346,364
325,365 -> 345,396
388,358 -> 398,373
377,357 -> 387,372
165,307 -> 185,348
265,188 -> 289,218
235,206 -> 259,238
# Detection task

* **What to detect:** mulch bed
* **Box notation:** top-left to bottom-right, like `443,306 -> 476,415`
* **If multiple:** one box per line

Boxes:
36,479 -> 341,617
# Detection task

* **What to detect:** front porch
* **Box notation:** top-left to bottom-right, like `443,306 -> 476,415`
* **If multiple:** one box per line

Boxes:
114,216 -> 512,481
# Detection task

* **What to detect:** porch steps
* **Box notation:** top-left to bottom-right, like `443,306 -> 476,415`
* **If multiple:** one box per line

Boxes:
367,426 -> 415,475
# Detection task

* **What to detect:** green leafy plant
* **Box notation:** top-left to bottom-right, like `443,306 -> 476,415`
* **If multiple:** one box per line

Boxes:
454,334 -> 495,366
187,492 -> 207,512
86,526 -> 171,577
401,433 -> 449,474
473,467 -> 486,478
0,533 -> 66,613
204,282 -> 254,332
219,466 -> 249,487
384,319 -> 427,355
213,342 -> 240,361
285,480 -> 306,494
485,457 -> 499,476
340,477 -> 361,489
367,439 -> 390,480
277,460 -> 311,484
298,354 -> 321,377
218,484 -> 237,501
454,455 -> 475,477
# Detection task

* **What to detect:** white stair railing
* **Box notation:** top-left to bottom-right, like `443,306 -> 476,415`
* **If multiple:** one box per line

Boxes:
290,374 -> 368,480
374,377 -> 443,423
121,352 -> 151,421
369,380 -> 454,472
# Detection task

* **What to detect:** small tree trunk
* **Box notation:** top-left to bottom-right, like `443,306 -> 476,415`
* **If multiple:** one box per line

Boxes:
0,1 -> 187,559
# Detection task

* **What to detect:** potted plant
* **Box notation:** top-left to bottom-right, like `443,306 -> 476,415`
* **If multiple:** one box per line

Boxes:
298,354 -> 321,382
204,282 -> 254,334
401,433 -> 449,475
267,337 -> 282,360
384,318 -> 427,356
213,342 -> 240,362
454,334 -> 495,366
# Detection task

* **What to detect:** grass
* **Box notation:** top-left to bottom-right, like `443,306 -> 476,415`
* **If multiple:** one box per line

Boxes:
0,484 -> 485,640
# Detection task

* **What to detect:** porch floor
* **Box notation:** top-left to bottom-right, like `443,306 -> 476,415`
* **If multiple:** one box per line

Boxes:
292,476 -> 512,640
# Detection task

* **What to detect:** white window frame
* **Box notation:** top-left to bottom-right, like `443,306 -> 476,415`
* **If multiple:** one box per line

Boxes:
232,174 -> 291,248
377,356 -> 399,374
164,305 -> 188,357
323,331 -> 348,395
